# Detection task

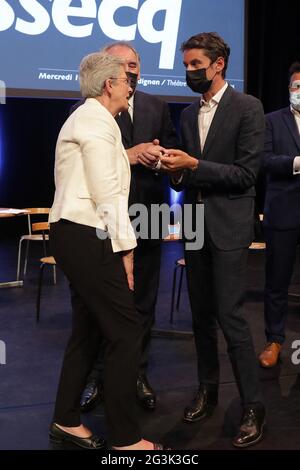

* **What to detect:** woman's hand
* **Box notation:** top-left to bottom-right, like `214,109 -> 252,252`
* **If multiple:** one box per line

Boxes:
122,249 -> 134,291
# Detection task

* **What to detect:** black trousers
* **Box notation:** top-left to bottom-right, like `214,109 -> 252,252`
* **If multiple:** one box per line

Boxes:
264,227 -> 300,344
50,220 -> 142,447
88,239 -> 161,382
184,230 -> 263,407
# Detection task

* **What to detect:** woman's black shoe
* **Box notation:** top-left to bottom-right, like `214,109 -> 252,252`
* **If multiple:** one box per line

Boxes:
49,423 -> 107,450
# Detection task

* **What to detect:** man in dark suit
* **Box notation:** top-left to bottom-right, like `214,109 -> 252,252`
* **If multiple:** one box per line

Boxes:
80,42 -> 178,412
259,62 -> 300,368
159,32 -> 265,447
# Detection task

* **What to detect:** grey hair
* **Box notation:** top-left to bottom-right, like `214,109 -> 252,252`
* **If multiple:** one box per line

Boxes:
101,41 -> 141,63
79,52 -> 125,98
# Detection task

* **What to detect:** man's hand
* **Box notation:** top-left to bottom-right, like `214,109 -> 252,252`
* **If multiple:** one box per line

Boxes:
127,143 -> 149,165
127,140 -> 162,166
160,149 -> 199,172
137,139 -> 166,169
122,249 -> 134,291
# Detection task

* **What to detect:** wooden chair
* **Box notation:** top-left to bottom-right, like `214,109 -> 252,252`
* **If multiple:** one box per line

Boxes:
163,225 -> 184,323
32,222 -> 57,322
16,208 -> 50,281
170,258 -> 186,324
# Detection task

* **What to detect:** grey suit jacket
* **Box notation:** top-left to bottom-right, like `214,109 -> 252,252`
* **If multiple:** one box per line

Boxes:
174,85 -> 265,250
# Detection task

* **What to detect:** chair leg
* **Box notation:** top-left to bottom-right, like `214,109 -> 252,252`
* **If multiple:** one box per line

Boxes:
53,265 -> 57,285
36,263 -> 45,323
43,236 -> 47,257
176,266 -> 185,310
23,239 -> 30,276
170,265 -> 179,324
16,238 -> 24,281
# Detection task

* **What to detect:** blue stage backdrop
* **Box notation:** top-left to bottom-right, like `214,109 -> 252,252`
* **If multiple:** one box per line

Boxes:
0,0 -> 245,100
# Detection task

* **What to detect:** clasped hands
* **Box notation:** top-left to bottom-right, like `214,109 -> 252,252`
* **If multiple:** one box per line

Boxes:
128,139 -> 198,173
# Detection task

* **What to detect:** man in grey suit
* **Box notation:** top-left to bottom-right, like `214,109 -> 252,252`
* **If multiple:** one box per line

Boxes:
159,32 -> 265,448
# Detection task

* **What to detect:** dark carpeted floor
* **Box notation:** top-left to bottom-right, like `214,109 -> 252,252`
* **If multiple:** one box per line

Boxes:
1,237 -> 300,450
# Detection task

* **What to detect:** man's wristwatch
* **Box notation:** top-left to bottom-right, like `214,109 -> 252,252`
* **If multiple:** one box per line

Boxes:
190,158 -> 199,171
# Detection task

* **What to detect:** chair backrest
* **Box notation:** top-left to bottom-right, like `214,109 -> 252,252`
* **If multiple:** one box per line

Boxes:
32,221 -> 49,241
32,221 -> 49,232
24,208 -> 50,235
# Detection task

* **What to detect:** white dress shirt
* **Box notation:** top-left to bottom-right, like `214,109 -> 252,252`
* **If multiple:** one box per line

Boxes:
194,82 -> 228,200
128,95 -> 134,121
198,82 -> 228,152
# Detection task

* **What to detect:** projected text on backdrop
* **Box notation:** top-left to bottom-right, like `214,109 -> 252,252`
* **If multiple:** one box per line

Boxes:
0,0 -> 245,99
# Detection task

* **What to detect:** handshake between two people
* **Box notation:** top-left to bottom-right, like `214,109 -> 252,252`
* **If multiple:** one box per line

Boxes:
127,139 -> 199,175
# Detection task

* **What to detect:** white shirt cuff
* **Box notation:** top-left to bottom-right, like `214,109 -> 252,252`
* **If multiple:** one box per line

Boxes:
293,156 -> 300,175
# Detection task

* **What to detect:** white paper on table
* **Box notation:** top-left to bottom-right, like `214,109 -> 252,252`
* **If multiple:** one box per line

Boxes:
0,208 -> 29,214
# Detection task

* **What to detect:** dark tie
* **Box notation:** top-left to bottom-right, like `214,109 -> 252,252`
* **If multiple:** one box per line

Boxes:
115,110 -> 133,148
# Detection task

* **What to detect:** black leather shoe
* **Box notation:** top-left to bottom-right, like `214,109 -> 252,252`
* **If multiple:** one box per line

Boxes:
49,423 -> 107,450
232,405 -> 265,448
183,386 -> 218,423
80,380 -> 102,412
136,374 -> 156,410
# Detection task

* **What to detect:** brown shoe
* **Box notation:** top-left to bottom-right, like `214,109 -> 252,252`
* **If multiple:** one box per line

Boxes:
259,342 -> 281,368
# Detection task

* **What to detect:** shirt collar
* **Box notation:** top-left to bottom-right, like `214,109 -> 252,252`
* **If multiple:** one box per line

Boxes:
128,95 -> 134,108
200,82 -> 228,108
290,104 -> 300,118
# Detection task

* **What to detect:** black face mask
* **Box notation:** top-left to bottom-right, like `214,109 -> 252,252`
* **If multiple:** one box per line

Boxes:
186,67 -> 213,94
126,71 -> 138,96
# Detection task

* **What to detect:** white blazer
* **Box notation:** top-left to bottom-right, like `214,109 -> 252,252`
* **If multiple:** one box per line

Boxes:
49,98 -> 136,253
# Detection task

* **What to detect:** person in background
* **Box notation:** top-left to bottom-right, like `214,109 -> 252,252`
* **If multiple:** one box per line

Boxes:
157,32 -> 266,448
79,42 -> 178,413
259,61 -> 300,368
49,52 -> 167,450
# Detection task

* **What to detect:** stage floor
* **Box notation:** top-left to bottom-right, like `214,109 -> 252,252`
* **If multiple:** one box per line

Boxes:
0,238 -> 300,450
